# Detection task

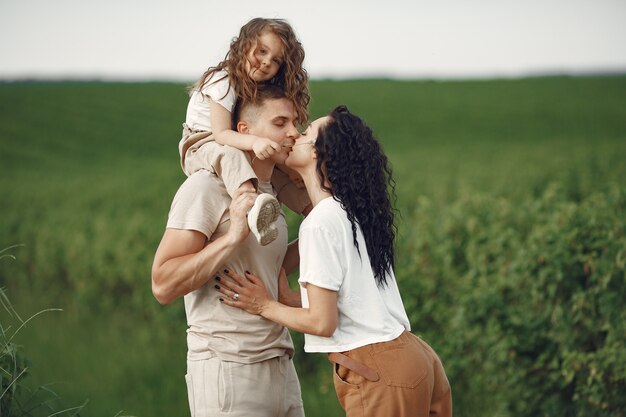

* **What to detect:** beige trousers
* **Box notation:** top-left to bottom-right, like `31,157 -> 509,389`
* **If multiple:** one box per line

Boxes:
332,331 -> 452,417
185,355 -> 305,417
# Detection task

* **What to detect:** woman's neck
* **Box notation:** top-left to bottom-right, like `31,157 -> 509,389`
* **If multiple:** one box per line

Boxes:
301,168 -> 332,207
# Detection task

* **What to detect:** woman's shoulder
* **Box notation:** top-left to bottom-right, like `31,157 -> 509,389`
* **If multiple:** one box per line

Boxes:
301,198 -> 347,231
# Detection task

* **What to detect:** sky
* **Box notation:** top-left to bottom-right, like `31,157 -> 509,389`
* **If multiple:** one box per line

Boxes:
1,0 -> 626,81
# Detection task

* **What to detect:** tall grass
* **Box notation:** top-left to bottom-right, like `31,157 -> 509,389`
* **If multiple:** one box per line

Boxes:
8,285 -> 185,417
1,246 -> 86,417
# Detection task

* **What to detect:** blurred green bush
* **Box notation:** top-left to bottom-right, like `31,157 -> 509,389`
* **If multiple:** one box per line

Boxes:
397,182 -> 625,416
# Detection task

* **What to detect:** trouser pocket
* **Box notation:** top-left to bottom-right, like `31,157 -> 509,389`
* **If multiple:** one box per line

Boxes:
184,373 -> 195,416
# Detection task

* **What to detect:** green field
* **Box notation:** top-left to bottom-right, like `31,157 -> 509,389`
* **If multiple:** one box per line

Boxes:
1,77 -> 625,416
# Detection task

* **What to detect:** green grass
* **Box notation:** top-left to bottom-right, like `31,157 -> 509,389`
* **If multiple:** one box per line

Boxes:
6,288 -> 343,417
5,288 -> 186,416
1,76 -> 625,416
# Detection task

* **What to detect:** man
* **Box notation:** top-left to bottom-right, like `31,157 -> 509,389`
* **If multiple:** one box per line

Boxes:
152,85 -> 305,417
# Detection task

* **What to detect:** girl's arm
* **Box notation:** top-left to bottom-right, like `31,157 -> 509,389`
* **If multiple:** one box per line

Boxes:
217,270 -> 338,337
211,101 -> 280,158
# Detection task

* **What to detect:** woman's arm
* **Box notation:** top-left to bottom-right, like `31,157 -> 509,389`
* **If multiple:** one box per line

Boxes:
217,270 -> 338,337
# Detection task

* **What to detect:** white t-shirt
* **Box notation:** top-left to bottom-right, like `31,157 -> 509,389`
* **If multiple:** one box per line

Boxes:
298,197 -> 410,353
185,70 -> 237,132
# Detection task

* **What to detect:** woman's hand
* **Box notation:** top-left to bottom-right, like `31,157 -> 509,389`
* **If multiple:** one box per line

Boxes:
216,269 -> 272,315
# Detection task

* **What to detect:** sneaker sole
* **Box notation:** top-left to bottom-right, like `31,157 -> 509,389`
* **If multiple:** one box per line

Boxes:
248,194 -> 280,246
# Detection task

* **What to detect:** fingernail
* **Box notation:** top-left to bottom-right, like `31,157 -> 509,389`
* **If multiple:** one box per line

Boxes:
214,285 -> 220,289
219,298 -> 224,302
214,276 -> 221,281
245,270 -> 250,275
224,268 -> 229,273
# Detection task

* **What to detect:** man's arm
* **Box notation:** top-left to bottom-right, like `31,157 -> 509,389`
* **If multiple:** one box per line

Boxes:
282,239 -> 299,276
279,240 -> 302,307
151,188 -> 256,305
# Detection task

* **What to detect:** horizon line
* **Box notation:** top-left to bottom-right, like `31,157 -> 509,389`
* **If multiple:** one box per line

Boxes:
1,67 -> 626,84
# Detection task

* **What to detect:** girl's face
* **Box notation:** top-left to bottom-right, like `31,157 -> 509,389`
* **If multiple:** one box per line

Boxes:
246,30 -> 284,82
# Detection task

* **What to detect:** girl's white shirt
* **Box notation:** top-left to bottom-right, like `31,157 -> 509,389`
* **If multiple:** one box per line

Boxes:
185,71 -> 236,132
298,197 -> 411,353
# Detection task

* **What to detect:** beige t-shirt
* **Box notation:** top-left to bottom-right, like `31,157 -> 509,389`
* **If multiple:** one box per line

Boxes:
166,170 -> 294,363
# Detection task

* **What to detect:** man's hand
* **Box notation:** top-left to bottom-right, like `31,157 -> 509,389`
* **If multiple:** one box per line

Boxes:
226,188 -> 256,244
252,136 -> 281,160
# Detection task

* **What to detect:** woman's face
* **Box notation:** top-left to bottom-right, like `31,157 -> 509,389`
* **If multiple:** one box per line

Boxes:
285,116 -> 330,170
245,30 -> 284,82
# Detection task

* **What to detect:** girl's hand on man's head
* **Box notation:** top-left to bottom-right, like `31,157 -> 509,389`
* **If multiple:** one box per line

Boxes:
252,137 -> 281,160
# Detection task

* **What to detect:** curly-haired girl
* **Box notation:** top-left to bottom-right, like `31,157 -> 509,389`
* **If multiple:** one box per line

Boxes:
216,106 -> 453,417
180,17 -> 310,246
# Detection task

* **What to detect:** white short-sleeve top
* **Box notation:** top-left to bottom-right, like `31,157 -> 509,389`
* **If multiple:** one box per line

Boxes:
185,71 -> 237,132
298,197 -> 411,353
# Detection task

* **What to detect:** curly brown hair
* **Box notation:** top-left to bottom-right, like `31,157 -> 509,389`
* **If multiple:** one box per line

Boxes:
314,106 -> 398,287
191,18 -> 309,125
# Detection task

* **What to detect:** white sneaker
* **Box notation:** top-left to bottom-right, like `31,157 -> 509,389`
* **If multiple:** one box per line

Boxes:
247,193 -> 280,246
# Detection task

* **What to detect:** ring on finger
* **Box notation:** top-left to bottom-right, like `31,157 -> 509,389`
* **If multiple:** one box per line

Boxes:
232,292 -> 240,301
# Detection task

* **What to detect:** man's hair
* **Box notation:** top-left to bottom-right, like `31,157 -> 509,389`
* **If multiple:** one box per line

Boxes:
232,84 -> 289,126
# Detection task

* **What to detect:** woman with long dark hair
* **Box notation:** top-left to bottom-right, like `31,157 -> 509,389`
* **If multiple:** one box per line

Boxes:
217,105 -> 452,417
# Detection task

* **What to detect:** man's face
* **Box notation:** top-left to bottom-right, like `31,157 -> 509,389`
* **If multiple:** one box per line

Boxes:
246,98 -> 299,165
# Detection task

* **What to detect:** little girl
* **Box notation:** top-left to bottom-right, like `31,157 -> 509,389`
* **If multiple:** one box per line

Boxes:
180,17 -> 311,245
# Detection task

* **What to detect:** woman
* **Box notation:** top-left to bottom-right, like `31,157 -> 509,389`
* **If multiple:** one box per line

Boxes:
216,105 -> 452,417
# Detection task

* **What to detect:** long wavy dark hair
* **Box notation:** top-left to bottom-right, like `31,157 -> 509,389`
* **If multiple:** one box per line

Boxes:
190,17 -> 309,125
314,106 -> 398,287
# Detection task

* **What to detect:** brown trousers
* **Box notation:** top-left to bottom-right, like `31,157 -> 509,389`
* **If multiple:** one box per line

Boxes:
331,331 -> 452,417
179,124 -> 311,215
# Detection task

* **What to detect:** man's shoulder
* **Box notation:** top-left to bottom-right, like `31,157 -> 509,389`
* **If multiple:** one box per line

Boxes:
173,170 -> 229,209
179,169 -> 221,193
167,170 -> 229,235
